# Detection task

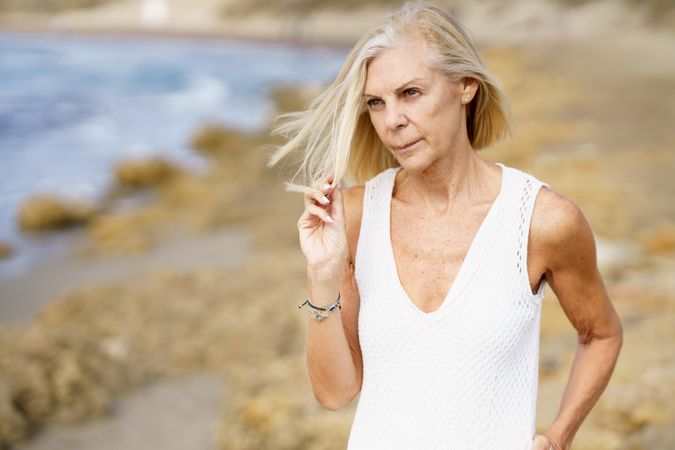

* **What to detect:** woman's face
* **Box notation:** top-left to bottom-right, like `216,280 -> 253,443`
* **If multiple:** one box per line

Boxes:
364,36 -> 476,169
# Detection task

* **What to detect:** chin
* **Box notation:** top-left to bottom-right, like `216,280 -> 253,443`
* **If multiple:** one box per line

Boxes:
387,139 -> 432,167
397,156 -> 434,173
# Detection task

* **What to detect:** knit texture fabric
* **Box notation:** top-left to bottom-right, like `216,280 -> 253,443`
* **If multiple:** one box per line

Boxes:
348,162 -> 550,450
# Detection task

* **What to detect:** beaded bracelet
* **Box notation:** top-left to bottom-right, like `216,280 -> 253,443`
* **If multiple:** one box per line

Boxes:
298,293 -> 342,322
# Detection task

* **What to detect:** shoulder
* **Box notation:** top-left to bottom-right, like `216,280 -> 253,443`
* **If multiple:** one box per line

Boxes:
342,184 -> 366,263
530,185 -> 597,272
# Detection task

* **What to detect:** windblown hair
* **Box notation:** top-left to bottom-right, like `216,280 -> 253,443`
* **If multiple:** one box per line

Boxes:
267,1 -> 512,191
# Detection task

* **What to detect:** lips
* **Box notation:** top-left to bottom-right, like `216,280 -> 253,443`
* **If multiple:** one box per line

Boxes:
394,138 -> 422,151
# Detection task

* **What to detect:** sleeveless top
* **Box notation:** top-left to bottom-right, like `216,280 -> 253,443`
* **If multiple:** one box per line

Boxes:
348,162 -> 550,450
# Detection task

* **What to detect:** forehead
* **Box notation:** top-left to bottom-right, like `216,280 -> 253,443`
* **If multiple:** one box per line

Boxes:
364,37 -> 438,94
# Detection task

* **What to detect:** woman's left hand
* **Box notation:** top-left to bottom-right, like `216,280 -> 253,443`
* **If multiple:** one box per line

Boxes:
532,434 -> 558,450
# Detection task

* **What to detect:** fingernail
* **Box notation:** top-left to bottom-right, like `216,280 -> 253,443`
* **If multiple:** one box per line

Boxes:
323,183 -> 331,190
319,195 -> 330,204
326,215 -> 334,223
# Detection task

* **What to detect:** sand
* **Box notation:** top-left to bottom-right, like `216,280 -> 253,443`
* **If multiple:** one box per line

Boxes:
14,374 -> 224,450
0,226 -> 251,325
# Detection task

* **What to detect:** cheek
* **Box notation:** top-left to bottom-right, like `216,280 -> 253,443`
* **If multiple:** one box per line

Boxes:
422,105 -> 462,148
415,99 -> 450,127
435,90 -> 462,117
368,112 -> 389,140
427,94 -> 459,122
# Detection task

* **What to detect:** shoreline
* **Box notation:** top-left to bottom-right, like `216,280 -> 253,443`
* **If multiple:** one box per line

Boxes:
0,30 -> 347,283
0,224 -> 251,326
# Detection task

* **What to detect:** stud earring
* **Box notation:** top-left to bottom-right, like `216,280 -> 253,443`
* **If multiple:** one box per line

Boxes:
463,97 -> 469,104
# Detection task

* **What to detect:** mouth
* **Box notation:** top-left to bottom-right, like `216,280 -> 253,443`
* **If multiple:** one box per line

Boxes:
394,138 -> 422,151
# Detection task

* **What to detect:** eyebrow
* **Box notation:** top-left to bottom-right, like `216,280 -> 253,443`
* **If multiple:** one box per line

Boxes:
363,77 -> 428,98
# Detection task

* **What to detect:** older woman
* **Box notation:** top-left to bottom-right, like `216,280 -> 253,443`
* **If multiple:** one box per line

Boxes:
268,3 -> 623,450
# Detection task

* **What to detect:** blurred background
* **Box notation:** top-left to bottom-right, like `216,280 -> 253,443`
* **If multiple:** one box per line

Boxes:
0,0 -> 673,449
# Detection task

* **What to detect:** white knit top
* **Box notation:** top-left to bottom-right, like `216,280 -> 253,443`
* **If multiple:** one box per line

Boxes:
348,162 -> 550,450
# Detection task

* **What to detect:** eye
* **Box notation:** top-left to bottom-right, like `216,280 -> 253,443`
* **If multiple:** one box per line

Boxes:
403,87 -> 421,97
366,98 -> 383,108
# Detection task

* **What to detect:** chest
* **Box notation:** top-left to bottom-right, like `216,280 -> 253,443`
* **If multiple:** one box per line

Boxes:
389,202 -> 546,312
389,200 -> 493,312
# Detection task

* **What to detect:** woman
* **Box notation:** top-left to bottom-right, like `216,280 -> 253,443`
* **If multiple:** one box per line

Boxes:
268,3 -> 623,450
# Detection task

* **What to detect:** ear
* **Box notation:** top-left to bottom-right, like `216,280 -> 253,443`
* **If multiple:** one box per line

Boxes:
461,77 -> 479,102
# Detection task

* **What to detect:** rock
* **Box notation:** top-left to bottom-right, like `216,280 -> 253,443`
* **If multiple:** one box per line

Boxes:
638,221 -> 675,254
624,424 -> 675,450
114,157 -> 182,189
87,212 -> 159,254
269,84 -> 324,114
190,124 -> 266,158
629,402 -> 667,429
18,195 -> 96,231
0,376 -> 30,445
0,325 -> 159,446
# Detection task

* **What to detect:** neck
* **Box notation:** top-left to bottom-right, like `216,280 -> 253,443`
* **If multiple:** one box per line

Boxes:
394,149 -> 495,217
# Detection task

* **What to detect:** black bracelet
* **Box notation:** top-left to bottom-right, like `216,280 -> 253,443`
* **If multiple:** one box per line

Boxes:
298,293 -> 341,321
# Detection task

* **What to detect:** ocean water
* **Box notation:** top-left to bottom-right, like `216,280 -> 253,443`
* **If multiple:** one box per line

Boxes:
0,32 -> 347,277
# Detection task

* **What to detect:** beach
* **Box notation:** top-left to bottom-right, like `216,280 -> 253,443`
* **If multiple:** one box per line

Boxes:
1,1 -> 674,449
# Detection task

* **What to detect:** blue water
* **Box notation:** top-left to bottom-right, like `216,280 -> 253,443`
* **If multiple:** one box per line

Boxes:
0,32 -> 347,277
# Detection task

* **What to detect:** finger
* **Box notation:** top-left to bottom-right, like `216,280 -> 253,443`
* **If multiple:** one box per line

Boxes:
317,172 -> 337,192
304,190 -> 330,208
307,203 -> 334,223
320,177 -> 339,196
304,193 -> 330,210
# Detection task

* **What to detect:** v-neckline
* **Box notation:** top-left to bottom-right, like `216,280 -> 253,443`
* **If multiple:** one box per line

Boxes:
386,162 -> 508,319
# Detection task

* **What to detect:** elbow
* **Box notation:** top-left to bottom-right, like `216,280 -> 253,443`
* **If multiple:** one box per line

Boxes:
578,304 -> 624,347
317,397 -> 347,411
577,317 -> 624,354
614,320 -> 624,351
610,312 -> 624,351
314,385 -> 360,411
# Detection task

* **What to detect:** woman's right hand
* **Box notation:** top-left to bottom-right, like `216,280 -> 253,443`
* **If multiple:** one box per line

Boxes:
297,173 -> 348,282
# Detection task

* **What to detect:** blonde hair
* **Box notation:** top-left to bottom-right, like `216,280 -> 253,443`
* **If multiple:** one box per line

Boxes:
267,1 -> 511,191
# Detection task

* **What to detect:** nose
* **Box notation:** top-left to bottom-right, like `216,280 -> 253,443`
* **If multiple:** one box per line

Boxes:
384,102 -> 408,130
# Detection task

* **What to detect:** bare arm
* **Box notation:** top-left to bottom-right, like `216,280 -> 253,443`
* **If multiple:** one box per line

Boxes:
535,190 -> 624,450
306,259 -> 363,410
300,180 -> 364,410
